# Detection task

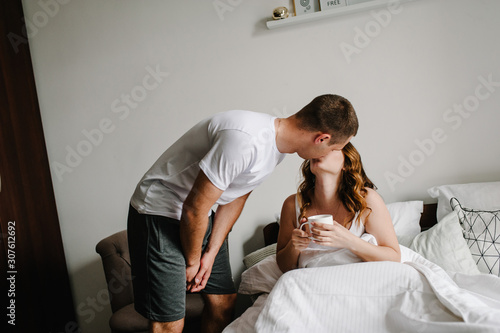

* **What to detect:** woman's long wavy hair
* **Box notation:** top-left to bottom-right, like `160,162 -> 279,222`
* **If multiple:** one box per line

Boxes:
297,142 -> 376,227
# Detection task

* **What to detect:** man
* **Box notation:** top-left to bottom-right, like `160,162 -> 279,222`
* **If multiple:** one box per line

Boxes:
127,94 -> 358,333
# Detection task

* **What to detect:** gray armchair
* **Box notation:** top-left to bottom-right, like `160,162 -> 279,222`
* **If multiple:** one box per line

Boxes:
96,230 -> 204,332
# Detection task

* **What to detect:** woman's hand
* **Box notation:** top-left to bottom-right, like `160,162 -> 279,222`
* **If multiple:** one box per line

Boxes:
310,221 -> 356,249
291,217 -> 310,251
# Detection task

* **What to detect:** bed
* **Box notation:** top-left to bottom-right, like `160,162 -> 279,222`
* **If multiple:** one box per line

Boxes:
223,181 -> 500,333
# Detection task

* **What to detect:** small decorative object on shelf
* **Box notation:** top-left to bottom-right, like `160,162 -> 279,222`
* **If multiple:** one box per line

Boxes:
272,6 -> 290,20
266,0 -> 417,30
293,0 -> 320,16
319,0 -> 346,11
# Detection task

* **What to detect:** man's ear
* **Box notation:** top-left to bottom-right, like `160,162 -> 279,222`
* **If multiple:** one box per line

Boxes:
314,133 -> 331,144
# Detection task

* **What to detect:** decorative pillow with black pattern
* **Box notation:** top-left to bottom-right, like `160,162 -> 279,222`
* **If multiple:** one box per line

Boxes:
451,197 -> 500,277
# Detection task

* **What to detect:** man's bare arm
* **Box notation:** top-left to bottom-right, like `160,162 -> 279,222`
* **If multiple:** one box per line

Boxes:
180,171 -> 223,289
190,190 -> 251,292
206,191 -> 251,255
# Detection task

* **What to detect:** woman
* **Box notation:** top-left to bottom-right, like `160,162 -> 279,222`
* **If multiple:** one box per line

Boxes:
276,142 -> 401,273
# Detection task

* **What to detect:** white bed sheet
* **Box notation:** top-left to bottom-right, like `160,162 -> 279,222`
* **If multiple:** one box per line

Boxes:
224,246 -> 500,333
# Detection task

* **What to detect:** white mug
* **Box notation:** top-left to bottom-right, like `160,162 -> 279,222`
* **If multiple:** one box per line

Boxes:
299,214 -> 334,240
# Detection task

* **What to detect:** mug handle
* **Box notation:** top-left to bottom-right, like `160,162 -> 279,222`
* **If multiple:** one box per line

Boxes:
299,221 -> 308,230
299,221 -> 316,240
299,221 -> 315,240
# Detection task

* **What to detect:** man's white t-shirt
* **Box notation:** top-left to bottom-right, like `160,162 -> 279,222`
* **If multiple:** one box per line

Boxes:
130,110 -> 286,220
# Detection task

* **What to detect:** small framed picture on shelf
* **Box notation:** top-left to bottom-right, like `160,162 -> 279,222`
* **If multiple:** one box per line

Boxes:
319,0 -> 347,11
293,0 -> 320,16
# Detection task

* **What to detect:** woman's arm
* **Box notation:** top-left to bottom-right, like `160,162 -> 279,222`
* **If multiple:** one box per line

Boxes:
310,188 -> 401,262
358,188 -> 401,262
276,195 -> 310,273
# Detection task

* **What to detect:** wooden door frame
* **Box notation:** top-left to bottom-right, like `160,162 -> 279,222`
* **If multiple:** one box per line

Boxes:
1,1 -> 78,331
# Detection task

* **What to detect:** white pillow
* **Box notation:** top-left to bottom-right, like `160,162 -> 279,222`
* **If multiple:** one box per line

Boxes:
428,181 -> 500,221
238,254 -> 282,295
386,201 -> 423,247
410,211 -> 481,275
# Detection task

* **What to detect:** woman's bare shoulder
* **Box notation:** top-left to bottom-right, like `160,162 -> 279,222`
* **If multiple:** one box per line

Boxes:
282,194 -> 297,210
364,188 -> 388,211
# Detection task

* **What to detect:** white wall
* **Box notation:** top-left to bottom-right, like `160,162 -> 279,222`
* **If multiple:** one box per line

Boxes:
21,0 -> 500,332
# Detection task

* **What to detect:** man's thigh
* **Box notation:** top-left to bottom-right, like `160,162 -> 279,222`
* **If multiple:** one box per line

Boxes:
128,207 -> 236,321
127,206 -> 186,322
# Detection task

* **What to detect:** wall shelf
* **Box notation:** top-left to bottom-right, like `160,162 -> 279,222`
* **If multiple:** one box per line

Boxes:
266,0 -> 415,30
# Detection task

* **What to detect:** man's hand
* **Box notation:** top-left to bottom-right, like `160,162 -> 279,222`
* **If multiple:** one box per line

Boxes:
186,261 -> 201,292
187,251 -> 216,292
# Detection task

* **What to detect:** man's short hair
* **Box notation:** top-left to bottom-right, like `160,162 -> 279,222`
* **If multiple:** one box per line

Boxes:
295,94 -> 358,144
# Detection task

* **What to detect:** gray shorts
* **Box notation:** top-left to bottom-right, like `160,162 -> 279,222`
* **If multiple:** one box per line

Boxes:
127,205 -> 236,322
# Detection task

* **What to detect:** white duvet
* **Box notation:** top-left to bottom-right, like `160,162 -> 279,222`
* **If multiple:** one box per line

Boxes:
224,245 -> 500,333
